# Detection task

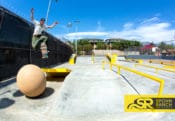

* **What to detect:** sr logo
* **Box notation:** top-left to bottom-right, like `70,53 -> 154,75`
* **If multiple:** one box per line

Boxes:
127,98 -> 154,110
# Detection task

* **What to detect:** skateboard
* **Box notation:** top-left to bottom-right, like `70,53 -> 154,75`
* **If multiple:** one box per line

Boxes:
40,42 -> 48,59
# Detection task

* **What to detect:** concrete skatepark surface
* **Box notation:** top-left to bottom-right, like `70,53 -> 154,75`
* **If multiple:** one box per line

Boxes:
0,56 -> 175,121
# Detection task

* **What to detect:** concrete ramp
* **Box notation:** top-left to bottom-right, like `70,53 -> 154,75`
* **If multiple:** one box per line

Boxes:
0,56 -> 175,120
49,64 -> 136,117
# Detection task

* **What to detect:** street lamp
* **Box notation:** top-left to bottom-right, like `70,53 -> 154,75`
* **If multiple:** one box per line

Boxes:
90,40 -> 97,64
66,21 -> 80,54
67,22 -> 72,33
46,0 -> 59,23
46,0 -> 52,23
73,20 -> 80,55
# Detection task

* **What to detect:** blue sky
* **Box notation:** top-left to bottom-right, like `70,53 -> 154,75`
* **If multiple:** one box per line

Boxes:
1,0 -> 175,43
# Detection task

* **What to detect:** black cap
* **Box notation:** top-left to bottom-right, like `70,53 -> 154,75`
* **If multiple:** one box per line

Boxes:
40,18 -> 45,21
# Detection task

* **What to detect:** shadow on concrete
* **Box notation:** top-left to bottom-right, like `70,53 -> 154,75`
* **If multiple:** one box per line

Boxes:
46,77 -> 65,82
0,78 -> 16,89
120,74 -> 140,95
13,90 -> 24,97
0,90 -> 11,96
0,98 -> 15,109
39,87 -> 55,98
112,69 -> 140,95
27,87 -> 54,99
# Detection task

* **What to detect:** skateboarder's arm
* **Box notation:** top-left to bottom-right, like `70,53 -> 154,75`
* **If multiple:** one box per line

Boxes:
30,8 -> 34,21
47,21 -> 59,28
30,8 -> 38,25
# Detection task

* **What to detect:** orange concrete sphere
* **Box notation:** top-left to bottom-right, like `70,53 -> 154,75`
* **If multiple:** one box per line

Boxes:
17,64 -> 46,97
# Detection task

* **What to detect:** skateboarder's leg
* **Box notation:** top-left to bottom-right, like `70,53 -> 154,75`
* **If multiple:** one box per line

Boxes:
32,36 -> 40,49
39,36 -> 48,58
39,36 -> 48,44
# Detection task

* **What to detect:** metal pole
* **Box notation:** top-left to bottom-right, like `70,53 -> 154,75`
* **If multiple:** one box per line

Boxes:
67,22 -> 72,33
46,0 -> 52,23
74,21 -> 80,55
75,26 -> 78,55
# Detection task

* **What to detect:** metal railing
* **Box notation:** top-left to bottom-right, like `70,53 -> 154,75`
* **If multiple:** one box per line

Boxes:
102,60 -> 164,96
135,63 -> 175,74
126,58 -> 175,66
148,59 -> 175,66
105,54 -> 117,64
163,65 -> 175,70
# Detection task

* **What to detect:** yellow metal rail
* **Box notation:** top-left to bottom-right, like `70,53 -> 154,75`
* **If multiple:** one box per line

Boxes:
105,54 -> 117,64
102,61 -> 164,96
135,63 -> 175,74
148,59 -> 175,66
41,68 -> 71,77
91,53 -> 95,64
126,58 -> 144,64
126,58 -> 175,67
69,54 -> 77,65
163,65 -> 175,70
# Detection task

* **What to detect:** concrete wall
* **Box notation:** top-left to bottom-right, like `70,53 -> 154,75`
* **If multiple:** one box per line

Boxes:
94,50 -> 124,56
124,51 -> 140,55
126,55 -> 175,60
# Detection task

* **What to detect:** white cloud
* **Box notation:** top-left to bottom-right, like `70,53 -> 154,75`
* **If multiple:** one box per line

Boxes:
59,17 -> 175,43
141,17 -> 160,24
67,32 -> 108,36
123,22 -> 134,30
136,23 -> 173,41
109,22 -> 174,42
96,21 -> 105,31
62,32 -> 108,40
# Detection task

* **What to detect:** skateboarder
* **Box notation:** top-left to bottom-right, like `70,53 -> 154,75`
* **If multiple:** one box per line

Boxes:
30,8 -> 58,58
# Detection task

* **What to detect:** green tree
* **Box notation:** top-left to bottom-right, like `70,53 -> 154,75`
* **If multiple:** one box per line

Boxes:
96,42 -> 106,49
158,42 -> 166,50
158,42 -> 175,51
